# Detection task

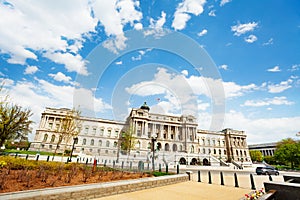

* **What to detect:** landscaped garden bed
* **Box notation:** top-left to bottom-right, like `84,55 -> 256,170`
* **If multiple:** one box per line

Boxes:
0,156 -> 152,193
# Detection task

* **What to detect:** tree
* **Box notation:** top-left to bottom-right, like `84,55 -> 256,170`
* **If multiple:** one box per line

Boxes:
120,126 -> 136,155
274,138 -> 300,169
0,85 -> 33,147
52,108 -> 81,159
249,150 -> 263,162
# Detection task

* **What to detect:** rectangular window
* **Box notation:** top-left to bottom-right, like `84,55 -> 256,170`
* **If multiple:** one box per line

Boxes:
100,128 -> 104,136
108,130 -> 111,137
48,123 -> 53,129
92,128 -> 96,135
84,127 -> 89,134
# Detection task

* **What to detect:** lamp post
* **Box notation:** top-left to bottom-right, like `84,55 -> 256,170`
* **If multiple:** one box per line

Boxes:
69,137 -> 78,162
151,134 -> 157,171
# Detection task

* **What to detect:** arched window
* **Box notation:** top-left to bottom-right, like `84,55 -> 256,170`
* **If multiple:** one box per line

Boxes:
244,150 -> 247,156
165,143 -> 170,151
236,150 -> 239,156
190,145 -> 194,153
224,150 -> 226,155
50,135 -> 55,143
147,142 -> 151,149
179,145 -> 183,151
219,149 -> 222,155
106,141 -> 110,147
82,138 -> 86,145
90,139 -> 94,146
172,144 -> 177,152
203,148 -> 206,154
43,134 -> 48,142
213,149 -> 216,154
114,141 -> 117,147
98,140 -> 102,146
136,141 -> 141,149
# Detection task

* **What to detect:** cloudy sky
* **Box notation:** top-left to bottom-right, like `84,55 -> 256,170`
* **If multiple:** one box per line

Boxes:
1,0 -> 300,144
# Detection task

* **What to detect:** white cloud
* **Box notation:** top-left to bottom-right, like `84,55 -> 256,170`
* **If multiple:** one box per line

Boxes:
231,22 -> 258,36
263,38 -> 274,46
219,64 -> 228,70
244,34 -> 257,43
181,70 -> 189,76
144,11 -> 167,37
24,65 -> 38,75
267,66 -> 281,72
242,96 -> 294,107
222,110 -> 300,144
0,0 -> 143,70
131,49 -> 151,61
220,0 -> 231,6
268,79 -> 293,93
289,64 -> 300,72
0,1 -> 97,71
48,72 -> 72,83
198,29 -> 208,37
115,61 -> 123,65
93,0 -> 142,53
44,52 -> 88,75
172,0 -> 206,30
208,10 -> 216,17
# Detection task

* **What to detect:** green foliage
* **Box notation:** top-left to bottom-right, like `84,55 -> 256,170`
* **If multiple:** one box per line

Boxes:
5,140 -> 30,150
249,150 -> 263,162
120,126 -> 136,155
263,155 -> 276,165
2,149 -> 54,156
0,85 -> 33,147
151,171 -> 172,177
274,138 -> 300,169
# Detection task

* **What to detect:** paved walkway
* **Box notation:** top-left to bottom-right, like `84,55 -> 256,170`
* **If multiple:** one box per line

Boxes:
93,181 -> 251,200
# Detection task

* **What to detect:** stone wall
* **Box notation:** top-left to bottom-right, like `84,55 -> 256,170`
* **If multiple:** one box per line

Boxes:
0,174 -> 189,200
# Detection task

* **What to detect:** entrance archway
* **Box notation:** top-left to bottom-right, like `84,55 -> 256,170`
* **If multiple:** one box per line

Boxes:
179,157 -> 186,165
190,158 -> 197,165
203,158 -> 209,166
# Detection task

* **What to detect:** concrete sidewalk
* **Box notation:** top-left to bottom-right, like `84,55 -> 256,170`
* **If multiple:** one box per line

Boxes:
93,181 -> 251,200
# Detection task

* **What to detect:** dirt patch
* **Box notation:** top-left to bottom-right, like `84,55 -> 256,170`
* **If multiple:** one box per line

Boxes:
0,168 -> 151,193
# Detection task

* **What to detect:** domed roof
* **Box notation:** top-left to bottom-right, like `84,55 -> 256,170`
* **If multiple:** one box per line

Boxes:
140,102 -> 150,111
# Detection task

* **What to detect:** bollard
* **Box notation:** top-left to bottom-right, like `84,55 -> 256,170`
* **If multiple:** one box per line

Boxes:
250,174 -> 256,190
85,158 -> 88,165
77,158 -> 79,163
234,173 -> 239,187
130,161 -> 132,170
268,174 -> 273,181
46,155 -> 50,162
166,165 -> 168,174
121,161 -> 124,169
93,159 -> 97,172
159,164 -> 162,172
36,154 -> 39,161
147,163 -> 150,171
220,172 -> 224,185
15,153 -> 18,158
104,160 -> 107,167
25,154 -> 29,160
208,171 -> 212,184
177,165 -> 180,174
113,160 -> 115,168
198,171 -> 201,182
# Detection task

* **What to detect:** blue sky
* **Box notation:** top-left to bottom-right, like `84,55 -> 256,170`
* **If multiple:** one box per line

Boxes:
0,0 -> 300,144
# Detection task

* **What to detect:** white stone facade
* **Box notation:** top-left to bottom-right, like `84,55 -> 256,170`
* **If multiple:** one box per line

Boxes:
29,105 -> 251,166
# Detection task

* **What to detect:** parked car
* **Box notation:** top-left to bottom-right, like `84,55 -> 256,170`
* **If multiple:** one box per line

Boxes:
256,166 -> 279,175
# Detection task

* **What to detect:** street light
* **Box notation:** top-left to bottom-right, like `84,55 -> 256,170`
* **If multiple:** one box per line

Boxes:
69,137 -> 78,162
151,134 -> 157,171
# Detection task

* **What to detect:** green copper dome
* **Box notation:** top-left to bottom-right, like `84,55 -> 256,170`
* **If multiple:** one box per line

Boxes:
140,102 -> 150,111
